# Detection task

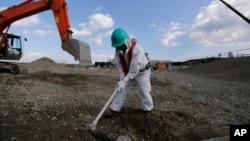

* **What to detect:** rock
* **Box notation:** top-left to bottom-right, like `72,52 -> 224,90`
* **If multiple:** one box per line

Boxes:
116,136 -> 131,141
200,136 -> 229,141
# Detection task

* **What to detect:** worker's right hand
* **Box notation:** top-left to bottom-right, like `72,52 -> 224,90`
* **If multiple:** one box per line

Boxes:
117,76 -> 129,91
117,80 -> 126,91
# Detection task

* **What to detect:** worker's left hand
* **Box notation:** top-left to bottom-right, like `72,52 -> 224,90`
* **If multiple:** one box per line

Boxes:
117,76 -> 129,91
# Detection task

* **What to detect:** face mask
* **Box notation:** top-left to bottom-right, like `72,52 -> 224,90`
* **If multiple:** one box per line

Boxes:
116,44 -> 127,55
116,50 -> 123,55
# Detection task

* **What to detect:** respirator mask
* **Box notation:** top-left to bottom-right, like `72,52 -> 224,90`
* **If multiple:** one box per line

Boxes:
116,44 -> 127,55
116,39 -> 130,55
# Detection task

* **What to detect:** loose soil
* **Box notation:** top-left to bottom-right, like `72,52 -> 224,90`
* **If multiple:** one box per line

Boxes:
0,57 -> 250,141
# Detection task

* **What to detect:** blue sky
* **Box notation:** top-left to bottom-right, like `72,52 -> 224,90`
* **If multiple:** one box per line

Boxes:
1,0 -> 250,64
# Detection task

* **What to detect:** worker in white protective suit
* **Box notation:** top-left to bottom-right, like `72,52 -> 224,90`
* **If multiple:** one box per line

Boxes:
107,28 -> 154,115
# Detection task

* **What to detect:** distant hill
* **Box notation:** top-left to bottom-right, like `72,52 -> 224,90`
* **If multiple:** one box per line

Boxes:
179,56 -> 250,83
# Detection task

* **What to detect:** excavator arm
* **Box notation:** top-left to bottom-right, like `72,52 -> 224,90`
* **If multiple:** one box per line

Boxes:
0,0 -> 71,42
0,0 -> 88,61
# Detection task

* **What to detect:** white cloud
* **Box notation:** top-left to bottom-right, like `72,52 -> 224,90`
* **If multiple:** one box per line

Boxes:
95,6 -> 102,12
88,13 -> 113,30
21,29 -> 53,36
169,22 -> 181,31
12,15 -> 40,27
89,36 -> 103,45
89,30 -> 113,46
152,22 -> 186,47
0,7 -> 7,11
71,27 -> 92,36
73,13 -> 114,36
189,0 -> 250,47
150,23 -> 168,32
34,30 -> 53,36
161,30 -> 185,46
22,30 -> 31,34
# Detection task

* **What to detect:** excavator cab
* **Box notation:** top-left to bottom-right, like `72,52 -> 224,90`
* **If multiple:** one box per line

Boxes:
0,33 -> 22,60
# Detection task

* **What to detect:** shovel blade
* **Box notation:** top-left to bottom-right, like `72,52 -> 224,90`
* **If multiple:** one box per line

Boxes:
87,127 -> 113,141
61,39 -> 91,64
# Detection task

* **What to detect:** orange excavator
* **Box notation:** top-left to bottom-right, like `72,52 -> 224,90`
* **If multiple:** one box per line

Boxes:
0,0 -> 88,73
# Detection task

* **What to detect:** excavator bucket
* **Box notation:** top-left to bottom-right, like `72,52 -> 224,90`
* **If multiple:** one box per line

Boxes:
61,39 -> 91,64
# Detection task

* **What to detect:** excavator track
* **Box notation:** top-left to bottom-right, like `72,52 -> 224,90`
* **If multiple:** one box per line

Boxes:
10,64 -> 19,74
0,62 -> 27,74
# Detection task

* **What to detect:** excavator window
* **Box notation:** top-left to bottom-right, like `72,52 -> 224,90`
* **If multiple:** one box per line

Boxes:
0,33 -> 22,60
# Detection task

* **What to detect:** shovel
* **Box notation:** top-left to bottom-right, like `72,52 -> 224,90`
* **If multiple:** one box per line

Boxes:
87,88 -> 118,141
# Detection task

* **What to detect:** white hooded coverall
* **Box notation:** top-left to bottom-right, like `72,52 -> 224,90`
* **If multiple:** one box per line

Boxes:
110,39 -> 154,112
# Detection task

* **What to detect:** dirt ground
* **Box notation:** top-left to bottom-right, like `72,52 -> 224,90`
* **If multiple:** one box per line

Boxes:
0,57 -> 250,141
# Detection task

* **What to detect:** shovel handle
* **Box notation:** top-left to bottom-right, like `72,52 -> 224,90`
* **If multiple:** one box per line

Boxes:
89,88 -> 118,130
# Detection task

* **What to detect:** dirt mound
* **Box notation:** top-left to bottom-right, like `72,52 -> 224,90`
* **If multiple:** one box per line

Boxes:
180,56 -> 250,82
27,57 -> 66,73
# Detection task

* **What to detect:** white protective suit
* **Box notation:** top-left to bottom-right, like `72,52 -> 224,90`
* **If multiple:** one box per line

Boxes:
110,39 -> 154,112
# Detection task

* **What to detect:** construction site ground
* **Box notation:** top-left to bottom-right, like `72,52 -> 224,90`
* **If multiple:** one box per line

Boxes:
0,57 -> 250,141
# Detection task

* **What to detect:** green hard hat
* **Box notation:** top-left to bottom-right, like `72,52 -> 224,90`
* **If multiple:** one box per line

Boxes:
111,28 -> 129,47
